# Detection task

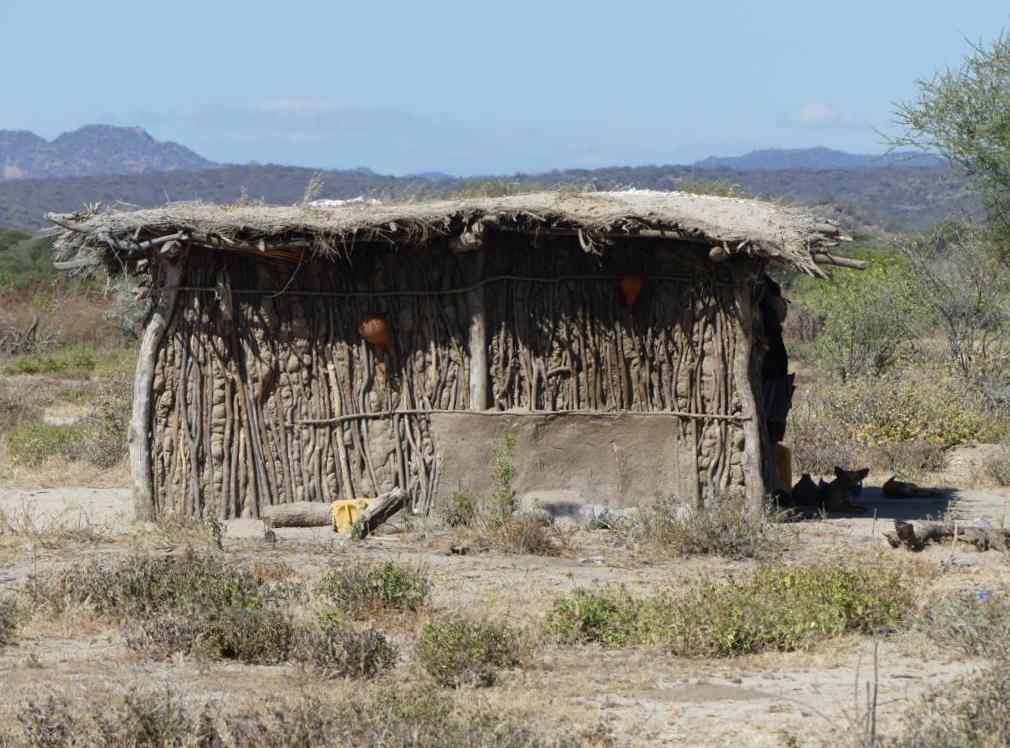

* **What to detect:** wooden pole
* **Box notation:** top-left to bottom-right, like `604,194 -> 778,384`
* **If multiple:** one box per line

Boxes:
452,235 -> 488,411
730,262 -> 768,512
129,249 -> 186,521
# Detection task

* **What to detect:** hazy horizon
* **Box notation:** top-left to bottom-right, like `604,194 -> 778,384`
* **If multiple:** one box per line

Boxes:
5,1 -> 1009,176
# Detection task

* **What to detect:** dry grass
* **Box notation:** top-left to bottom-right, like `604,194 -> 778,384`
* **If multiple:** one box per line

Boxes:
983,446 -> 1010,487
0,287 -> 123,350
5,684 -> 603,748
623,493 -> 783,560
0,360 -> 133,484
0,503 -> 110,548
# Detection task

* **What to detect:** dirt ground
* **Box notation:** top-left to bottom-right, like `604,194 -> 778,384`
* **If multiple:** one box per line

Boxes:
0,459 -> 1007,747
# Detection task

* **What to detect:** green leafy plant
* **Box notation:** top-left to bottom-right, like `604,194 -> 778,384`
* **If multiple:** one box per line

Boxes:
546,562 -> 915,657
545,586 -> 649,647
488,422 -> 518,524
4,421 -> 90,466
440,490 -> 478,528
414,615 -> 527,687
316,560 -> 430,616
0,597 -> 20,646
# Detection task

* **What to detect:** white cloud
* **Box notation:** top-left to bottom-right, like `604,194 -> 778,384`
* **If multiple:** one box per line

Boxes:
790,102 -> 859,127
247,98 -> 338,115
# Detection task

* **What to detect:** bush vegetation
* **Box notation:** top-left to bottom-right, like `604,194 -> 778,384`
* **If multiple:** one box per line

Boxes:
415,615 -> 527,687
316,560 -> 430,616
0,596 -> 20,646
546,562 -> 914,656
626,493 -> 782,559
7,686 -> 598,748
294,617 -> 399,679
439,423 -> 565,556
21,552 -> 406,674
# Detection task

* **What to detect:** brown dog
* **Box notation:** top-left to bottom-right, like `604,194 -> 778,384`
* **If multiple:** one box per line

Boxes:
820,467 -> 868,513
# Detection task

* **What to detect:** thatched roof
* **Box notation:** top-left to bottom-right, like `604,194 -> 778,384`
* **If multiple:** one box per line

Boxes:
48,190 -> 849,276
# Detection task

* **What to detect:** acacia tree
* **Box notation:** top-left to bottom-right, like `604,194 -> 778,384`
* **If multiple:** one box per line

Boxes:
892,32 -> 1010,234
898,223 -> 1010,405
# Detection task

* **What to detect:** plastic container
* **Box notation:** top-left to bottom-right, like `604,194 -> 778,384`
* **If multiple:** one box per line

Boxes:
331,498 -> 375,532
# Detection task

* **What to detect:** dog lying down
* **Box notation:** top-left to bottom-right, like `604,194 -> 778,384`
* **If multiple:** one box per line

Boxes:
882,476 -> 943,499
791,467 -> 869,514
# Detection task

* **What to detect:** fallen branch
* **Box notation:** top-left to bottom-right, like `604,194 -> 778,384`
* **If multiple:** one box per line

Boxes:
812,252 -> 868,270
884,519 -> 1010,551
351,489 -> 409,540
262,501 -> 332,528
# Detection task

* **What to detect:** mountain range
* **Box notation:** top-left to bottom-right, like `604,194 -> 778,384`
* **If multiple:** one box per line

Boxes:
693,146 -> 945,171
0,125 -> 212,180
0,125 -> 947,181
0,125 -> 973,236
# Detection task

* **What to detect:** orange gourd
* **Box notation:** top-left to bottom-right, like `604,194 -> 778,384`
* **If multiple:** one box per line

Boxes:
359,316 -> 394,351
619,275 -> 644,306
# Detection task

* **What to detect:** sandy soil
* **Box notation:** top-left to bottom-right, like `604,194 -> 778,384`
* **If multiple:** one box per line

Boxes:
0,469 -> 1006,747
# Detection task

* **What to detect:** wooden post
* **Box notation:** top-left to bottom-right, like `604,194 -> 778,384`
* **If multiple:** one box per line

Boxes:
129,248 -> 186,521
730,262 -> 767,512
451,229 -> 488,410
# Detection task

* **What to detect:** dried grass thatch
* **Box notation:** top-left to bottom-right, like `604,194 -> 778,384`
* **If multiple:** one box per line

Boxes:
48,190 -> 847,276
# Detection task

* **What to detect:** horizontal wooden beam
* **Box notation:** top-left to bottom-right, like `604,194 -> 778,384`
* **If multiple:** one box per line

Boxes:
812,252 -> 868,270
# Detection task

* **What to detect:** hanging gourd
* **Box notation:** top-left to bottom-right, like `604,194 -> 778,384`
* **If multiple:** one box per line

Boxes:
359,316 -> 394,352
618,275 -> 644,307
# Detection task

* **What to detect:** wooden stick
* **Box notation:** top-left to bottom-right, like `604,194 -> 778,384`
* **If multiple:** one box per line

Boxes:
326,363 -> 355,500
292,407 -> 751,425
351,489 -> 409,539
130,254 -> 186,521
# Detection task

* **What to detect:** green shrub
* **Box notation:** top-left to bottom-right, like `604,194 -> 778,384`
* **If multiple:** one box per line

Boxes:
441,490 -> 478,528
659,564 -> 913,656
9,686 -> 590,748
4,421 -> 89,466
0,597 -> 20,645
316,560 -> 430,616
791,376 -> 1010,466
294,617 -> 398,679
489,422 -> 518,523
23,551 -> 298,619
4,344 -> 98,375
813,256 -> 916,381
124,606 -> 297,664
546,563 -> 914,657
545,586 -> 649,647
415,615 -> 527,687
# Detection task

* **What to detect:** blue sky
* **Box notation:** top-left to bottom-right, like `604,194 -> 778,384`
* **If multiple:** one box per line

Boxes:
3,1 -> 1009,175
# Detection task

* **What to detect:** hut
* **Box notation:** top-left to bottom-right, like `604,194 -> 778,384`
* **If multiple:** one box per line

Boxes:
48,191 -> 848,521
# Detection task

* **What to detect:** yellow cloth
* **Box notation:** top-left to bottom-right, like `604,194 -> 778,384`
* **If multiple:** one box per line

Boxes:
331,498 -> 375,532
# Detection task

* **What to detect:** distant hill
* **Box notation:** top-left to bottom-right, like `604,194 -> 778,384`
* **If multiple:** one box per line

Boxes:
693,147 -> 944,171
0,161 -> 975,237
0,125 -> 213,180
